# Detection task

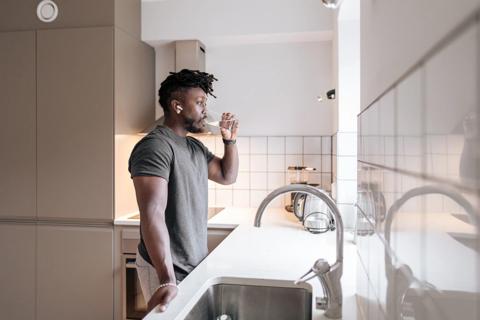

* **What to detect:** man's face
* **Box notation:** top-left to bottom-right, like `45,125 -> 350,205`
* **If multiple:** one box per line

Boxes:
180,87 -> 208,133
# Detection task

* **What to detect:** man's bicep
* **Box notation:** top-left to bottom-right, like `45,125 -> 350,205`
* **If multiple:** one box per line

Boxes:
132,176 -> 168,217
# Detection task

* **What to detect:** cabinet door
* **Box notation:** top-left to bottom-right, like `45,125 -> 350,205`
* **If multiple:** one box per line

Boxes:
36,225 -> 114,320
0,224 -> 36,320
0,31 -> 36,218
37,27 -> 114,221
0,0 -> 115,32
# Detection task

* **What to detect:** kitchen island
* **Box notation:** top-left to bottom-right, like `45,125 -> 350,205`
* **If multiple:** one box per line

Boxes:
129,207 -> 358,320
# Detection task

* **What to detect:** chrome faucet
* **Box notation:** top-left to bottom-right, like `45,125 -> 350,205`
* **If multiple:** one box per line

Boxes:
254,184 -> 344,319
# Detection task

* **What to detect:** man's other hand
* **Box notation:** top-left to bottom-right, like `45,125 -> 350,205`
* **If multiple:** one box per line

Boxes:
147,285 -> 178,313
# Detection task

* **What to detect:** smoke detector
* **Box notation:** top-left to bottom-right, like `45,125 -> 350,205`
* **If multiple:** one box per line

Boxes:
322,0 -> 343,9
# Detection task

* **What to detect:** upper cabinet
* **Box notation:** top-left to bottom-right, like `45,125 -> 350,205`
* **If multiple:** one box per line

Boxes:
0,31 -> 36,218
0,0 -> 142,37
36,27 -> 114,221
0,0 -> 114,32
0,0 -> 154,221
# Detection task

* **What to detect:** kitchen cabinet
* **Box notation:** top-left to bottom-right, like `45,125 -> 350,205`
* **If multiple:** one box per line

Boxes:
0,0 -> 114,32
36,27 -> 114,221
36,225 -> 114,320
0,31 -> 36,218
0,224 -> 36,320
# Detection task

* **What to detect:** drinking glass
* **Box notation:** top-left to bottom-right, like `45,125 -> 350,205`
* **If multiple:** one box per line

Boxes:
205,109 -> 235,131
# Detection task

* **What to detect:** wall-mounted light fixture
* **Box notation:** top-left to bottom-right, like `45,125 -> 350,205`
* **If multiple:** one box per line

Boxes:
326,89 -> 336,100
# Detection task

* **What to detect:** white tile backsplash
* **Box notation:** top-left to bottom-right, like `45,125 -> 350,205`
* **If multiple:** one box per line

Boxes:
215,189 -> 233,206
286,137 -> 303,154
322,136 -> 332,154
250,172 -> 267,189
303,137 -> 322,154
267,155 -> 285,172
250,155 -> 267,172
238,154 -> 250,171
267,172 -> 286,190
322,155 -> 332,172
267,137 -> 285,154
250,137 -> 267,154
233,190 -> 250,207
250,190 -> 268,207
236,137 -> 250,154
207,135 -> 332,208
285,154 -> 303,167
233,172 -> 250,189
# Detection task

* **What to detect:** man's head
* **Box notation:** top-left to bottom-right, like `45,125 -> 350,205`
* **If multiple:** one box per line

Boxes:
158,69 -> 217,133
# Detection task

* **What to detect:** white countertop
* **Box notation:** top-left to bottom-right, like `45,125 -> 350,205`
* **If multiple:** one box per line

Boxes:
141,207 -> 357,320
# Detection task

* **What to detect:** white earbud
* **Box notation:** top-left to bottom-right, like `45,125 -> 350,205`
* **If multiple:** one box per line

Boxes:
176,105 -> 183,114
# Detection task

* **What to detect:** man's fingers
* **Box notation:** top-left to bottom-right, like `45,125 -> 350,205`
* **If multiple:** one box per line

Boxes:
147,286 -> 178,313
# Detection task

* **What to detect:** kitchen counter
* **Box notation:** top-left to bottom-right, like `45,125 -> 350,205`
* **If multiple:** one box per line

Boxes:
139,207 -> 357,320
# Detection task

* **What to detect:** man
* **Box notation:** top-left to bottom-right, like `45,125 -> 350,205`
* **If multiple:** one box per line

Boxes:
128,69 -> 238,313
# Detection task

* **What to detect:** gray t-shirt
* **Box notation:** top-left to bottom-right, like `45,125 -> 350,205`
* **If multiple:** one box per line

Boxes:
128,125 -> 214,281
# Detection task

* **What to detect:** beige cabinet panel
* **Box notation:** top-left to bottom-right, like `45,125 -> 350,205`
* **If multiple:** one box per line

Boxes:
0,31 -> 36,218
0,0 -> 37,31
37,27 -> 114,221
114,28 -> 155,134
114,0 -> 141,39
36,225 -> 114,320
0,0 -> 115,32
0,224 -> 36,320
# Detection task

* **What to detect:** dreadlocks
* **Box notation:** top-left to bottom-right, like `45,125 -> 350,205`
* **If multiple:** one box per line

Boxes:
158,69 -> 218,114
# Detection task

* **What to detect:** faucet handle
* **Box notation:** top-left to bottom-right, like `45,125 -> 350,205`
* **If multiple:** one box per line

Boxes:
294,259 -> 331,284
294,268 -> 317,285
312,259 -> 330,274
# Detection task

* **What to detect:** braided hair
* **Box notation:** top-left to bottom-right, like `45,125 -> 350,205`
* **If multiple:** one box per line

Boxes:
158,69 -> 218,114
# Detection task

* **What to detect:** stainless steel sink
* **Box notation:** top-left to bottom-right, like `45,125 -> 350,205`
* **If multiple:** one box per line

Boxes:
184,281 -> 312,320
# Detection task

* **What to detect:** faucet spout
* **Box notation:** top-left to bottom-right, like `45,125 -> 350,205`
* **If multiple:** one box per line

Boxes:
254,184 -> 344,264
253,184 -> 344,318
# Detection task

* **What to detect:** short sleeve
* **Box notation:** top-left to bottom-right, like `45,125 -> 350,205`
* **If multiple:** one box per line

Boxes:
128,137 -> 173,181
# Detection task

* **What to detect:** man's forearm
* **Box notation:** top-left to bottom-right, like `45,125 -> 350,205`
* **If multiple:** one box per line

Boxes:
221,143 -> 239,184
141,212 -> 176,283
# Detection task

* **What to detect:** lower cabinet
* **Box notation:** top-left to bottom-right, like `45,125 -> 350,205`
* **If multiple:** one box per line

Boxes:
0,224 -> 36,320
36,225 -> 114,320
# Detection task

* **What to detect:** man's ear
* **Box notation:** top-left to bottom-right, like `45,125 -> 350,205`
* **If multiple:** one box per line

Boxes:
170,99 -> 183,114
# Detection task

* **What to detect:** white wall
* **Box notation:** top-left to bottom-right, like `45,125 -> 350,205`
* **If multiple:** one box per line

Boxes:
153,41 -> 334,136
142,0 -> 333,45
332,0 -> 360,230
361,0 -> 480,110
205,41 -> 334,136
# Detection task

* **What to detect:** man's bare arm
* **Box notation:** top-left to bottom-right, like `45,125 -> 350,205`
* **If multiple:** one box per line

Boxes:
132,176 -> 177,312
208,144 -> 239,185
208,113 -> 239,185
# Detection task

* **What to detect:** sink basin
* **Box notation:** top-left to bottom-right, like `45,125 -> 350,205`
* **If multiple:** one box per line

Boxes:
184,279 -> 312,320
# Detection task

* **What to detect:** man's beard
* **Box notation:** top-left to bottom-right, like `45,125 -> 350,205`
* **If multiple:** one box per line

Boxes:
184,116 -> 205,133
